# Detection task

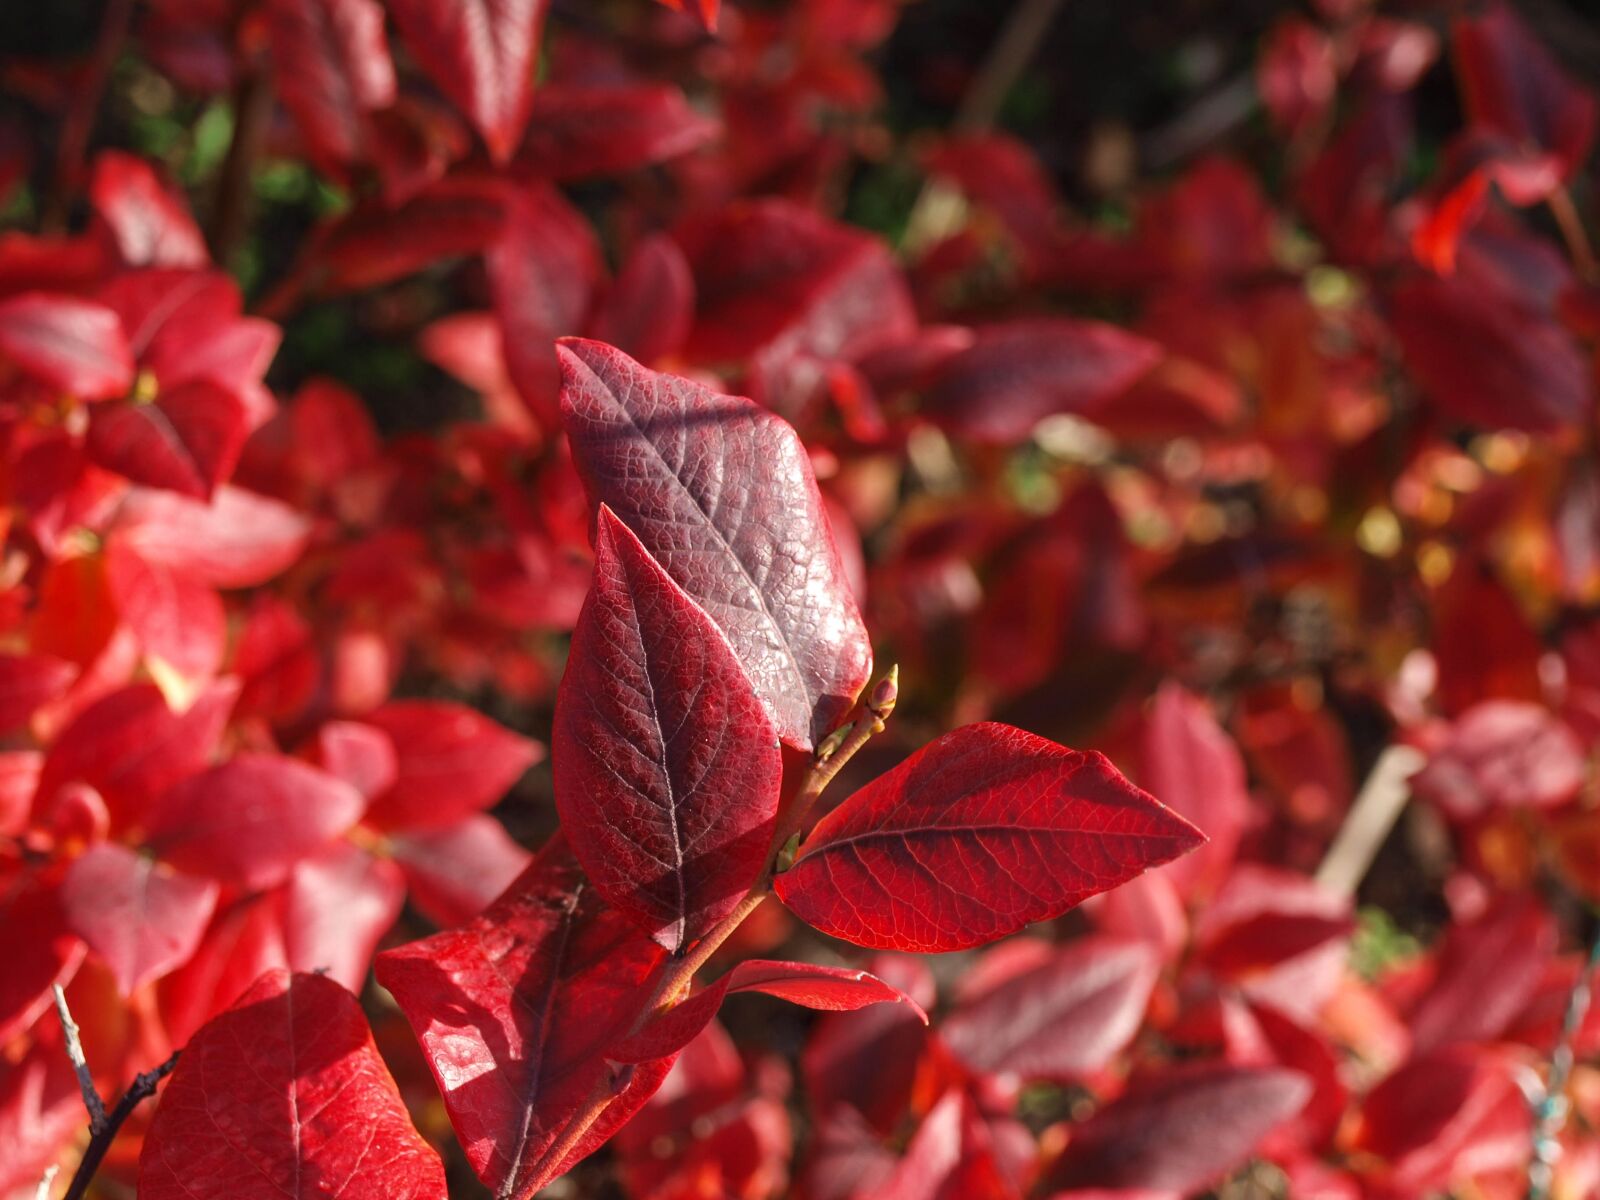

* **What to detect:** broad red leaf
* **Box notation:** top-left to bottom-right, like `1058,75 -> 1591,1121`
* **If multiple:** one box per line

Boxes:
614,958 -> 927,1063
0,292 -> 134,399
146,754 -> 365,890
86,380 -> 249,499
940,936 -> 1159,1084
775,723 -> 1204,951
1406,898 -> 1556,1054
158,895 -> 292,1047
312,178 -> 506,293
312,719 -> 398,802
1041,1065 -> 1311,1194
37,680 -> 237,833
360,701 -> 540,832
280,842 -> 406,994
588,233 -> 694,366
105,541 -> 227,687
558,338 -> 872,749
520,85 -> 717,180
391,813 -> 532,926
376,840 -> 676,1200
920,319 -> 1162,444
0,652 -> 73,733
109,485 -> 313,588
60,843 -> 217,995
0,1041 -> 83,1200
138,970 -> 447,1200
0,872 -> 85,1045
868,1089 -> 1020,1200
386,0 -> 548,163
88,151 -> 208,268
554,507 -> 781,951
1411,702 -> 1584,820
266,0 -> 397,175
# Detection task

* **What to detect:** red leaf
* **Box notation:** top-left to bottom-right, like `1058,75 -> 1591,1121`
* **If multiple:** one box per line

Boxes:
313,178 -> 506,293
0,652 -> 74,733
655,0 -> 718,31
520,85 -> 717,180
1042,1064 -> 1311,1194
868,1089 -> 1020,1200
281,842 -> 406,994
775,723 -> 1204,951
59,843 -> 217,995
588,233 -> 694,366
558,338 -> 872,749
554,507 -> 781,951
138,970 -> 447,1200
1412,702 -> 1585,820
146,754 -> 365,890
0,292 -> 134,399
86,380 -> 249,499
0,872 -> 85,1045
361,701 -> 540,832
88,151 -> 208,268
920,319 -> 1162,444
109,485 -> 313,588
105,542 -> 227,687
940,936 -> 1159,1084
0,1041 -> 83,1199
265,0 -> 397,175
376,840 -> 675,1200
386,0 -> 548,163
390,813 -> 532,926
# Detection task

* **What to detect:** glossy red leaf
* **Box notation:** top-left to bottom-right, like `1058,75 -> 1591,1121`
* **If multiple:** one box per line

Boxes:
88,151 -> 208,268
1042,1064 -> 1311,1194
940,936 -> 1159,1084
520,85 -> 717,180
0,292 -> 134,399
386,0 -> 548,163
376,840 -> 675,1200
558,338 -> 872,749
60,843 -> 217,996
920,319 -> 1162,444
86,380 -> 249,499
0,872 -> 85,1046
588,233 -> 694,366
614,958 -> 926,1063
109,485 -> 313,588
868,1089 -> 1020,1200
266,0 -> 396,175
138,969 -> 447,1200
554,507 -> 781,951
360,701 -> 539,832
0,652 -> 73,733
146,754 -> 365,890
775,723 -> 1204,951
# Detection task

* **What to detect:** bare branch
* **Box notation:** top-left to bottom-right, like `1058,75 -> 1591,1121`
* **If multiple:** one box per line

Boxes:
51,985 -> 108,1137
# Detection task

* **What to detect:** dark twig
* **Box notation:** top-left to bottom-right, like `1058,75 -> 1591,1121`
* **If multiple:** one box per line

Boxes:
209,55 -> 274,266
52,986 -> 178,1200
1526,921 -> 1600,1200
41,0 -> 135,231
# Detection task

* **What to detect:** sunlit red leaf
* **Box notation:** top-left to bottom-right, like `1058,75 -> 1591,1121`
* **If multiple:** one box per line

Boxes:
86,380 -> 249,500
87,151 -> 208,268
138,969 -> 447,1200
280,842 -> 406,994
0,652 -> 73,733
360,701 -> 539,832
776,723 -> 1203,952
0,292 -> 134,399
390,813 -> 532,926
109,485 -> 313,588
558,338 -> 872,749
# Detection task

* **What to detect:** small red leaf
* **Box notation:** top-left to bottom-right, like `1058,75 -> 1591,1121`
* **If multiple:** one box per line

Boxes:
88,151 -> 208,268
105,542 -> 227,686
520,85 -> 717,180
386,0 -> 548,163
558,338 -> 872,749
0,292 -> 134,399
555,507 -> 781,951
940,936 -> 1159,1083
138,970 -> 447,1200
775,723 -> 1204,952
146,754 -> 365,890
86,380 -> 249,499
60,843 -> 217,995
588,234 -> 694,366
361,701 -> 540,832
376,840 -> 675,1200
281,842 -> 406,994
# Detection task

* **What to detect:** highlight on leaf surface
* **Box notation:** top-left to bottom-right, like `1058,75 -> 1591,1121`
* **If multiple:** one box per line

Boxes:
774,722 -> 1205,952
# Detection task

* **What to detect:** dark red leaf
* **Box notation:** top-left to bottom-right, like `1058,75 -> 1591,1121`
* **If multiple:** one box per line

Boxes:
520,84 -> 717,180
0,872 -> 85,1045
558,338 -> 872,749
386,0 -> 548,163
360,701 -> 540,832
59,843 -> 217,996
312,178 -> 506,294
0,292 -> 134,399
940,936 -> 1159,1084
146,754 -> 366,890
554,506 -> 781,951
587,233 -> 694,366
868,1089 -> 1020,1200
1042,1065 -> 1311,1194
86,380 -> 249,499
654,0 -> 718,31
265,0 -> 397,175
138,970 -> 447,1200
920,318 -> 1162,444
0,652 -> 73,733
376,839 -> 675,1200
775,723 -> 1204,951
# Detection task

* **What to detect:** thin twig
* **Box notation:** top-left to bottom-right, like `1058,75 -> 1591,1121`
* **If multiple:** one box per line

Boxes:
35,1165 -> 57,1200
1547,186 -> 1597,283
1314,745 -> 1426,899
1527,922 -> 1600,1200
209,57 -> 274,266
51,986 -> 108,1137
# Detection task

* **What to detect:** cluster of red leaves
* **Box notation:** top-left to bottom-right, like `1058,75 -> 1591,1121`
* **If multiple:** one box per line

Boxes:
4,0 -> 1600,1198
